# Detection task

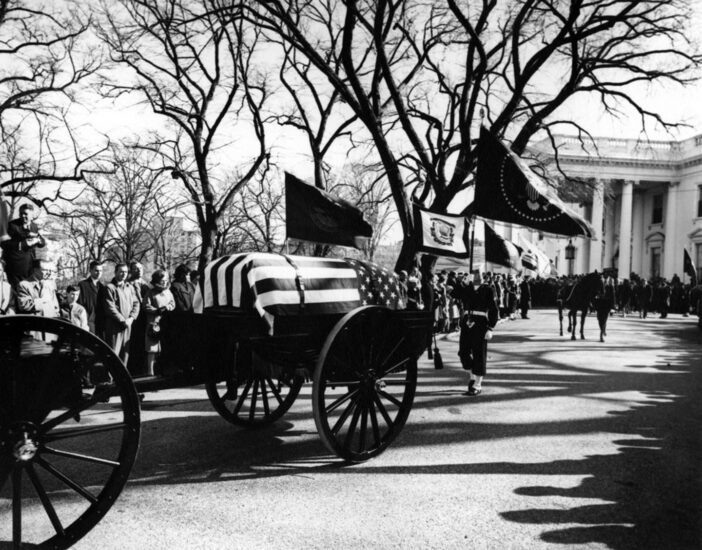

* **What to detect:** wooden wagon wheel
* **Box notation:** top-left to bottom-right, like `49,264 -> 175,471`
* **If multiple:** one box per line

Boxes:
205,342 -> 303,427
312,306 -> 417,462
0,316 -> 140,550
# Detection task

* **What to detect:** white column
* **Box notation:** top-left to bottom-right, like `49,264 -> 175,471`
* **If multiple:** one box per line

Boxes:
589,180 -> 605,272
630,190 -> 644,277
603,198 -> 615,269
617,180 -> 634,278
663,181 -> 679,278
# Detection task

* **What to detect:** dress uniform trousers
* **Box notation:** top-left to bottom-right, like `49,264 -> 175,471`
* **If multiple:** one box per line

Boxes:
458,314 -> 489,376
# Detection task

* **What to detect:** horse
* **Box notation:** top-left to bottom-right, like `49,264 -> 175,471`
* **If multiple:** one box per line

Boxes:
556,283 -> 573,336
564,271 -> 604,340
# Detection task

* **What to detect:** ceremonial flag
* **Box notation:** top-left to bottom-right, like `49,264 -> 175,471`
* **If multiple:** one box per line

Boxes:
414,203 -> 471,259
193,252 -> 401,333
285,172 -> 372,249
484,223 -> 522,270
684,248 -> 697,284
473,126 -> 594,238
518,234 -> 551,277
0,188 -> 9,242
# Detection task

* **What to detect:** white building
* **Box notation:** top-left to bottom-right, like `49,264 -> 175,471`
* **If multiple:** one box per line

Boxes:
508,134 -> 702,281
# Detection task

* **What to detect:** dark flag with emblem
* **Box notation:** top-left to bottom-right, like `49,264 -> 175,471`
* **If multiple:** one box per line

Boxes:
472,126 -> 594,238
414,203 -> 470,259
484,223 -> 522,270
684,248 -> 697,284
285,172 -> 372,249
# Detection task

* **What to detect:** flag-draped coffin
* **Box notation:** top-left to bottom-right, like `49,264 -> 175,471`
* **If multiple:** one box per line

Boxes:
194,253 -> 401,334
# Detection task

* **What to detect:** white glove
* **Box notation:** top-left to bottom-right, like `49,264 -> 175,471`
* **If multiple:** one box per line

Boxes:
484,329 -> 493,341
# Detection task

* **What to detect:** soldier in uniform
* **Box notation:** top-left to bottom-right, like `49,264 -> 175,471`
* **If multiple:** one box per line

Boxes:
455,272 -> 499,396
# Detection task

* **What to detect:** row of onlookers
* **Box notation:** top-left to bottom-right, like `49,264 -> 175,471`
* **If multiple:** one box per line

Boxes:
0,257 -> 200,376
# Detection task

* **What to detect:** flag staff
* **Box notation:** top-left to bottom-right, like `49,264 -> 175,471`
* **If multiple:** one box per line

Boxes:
469,216 -> 476,273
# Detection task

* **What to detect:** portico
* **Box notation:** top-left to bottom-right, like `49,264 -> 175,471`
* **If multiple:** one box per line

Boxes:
521,135 -> 702,281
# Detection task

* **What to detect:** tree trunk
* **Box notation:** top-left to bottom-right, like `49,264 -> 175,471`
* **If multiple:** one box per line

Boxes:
198,222 -> 217,272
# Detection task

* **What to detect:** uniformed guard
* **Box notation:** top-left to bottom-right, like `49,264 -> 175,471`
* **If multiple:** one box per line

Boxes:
455,271 -> 499,396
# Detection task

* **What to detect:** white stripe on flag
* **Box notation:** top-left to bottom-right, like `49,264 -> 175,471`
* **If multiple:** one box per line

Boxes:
248,265 -> 358,282
216,255 -> 243,307
255,288 -> 361,308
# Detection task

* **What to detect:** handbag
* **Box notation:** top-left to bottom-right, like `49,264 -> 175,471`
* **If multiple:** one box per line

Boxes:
147,320 -> 161,341
432,332 -> 443,370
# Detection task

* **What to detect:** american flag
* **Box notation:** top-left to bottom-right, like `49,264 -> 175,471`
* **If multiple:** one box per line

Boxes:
344,258 -> 402,308
194,253 -> 401,333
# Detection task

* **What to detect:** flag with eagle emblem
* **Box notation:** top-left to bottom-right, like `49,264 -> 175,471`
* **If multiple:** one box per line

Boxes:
472,127 -> 594,238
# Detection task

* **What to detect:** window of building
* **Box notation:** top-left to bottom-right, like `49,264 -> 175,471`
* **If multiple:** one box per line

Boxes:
652,194 -> 663,224
697,243 -> 702,281
698,185 -> 702,218
650,246 -> 661,279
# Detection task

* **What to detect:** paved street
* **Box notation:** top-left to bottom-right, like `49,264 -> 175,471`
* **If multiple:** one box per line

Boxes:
64,310 -> 702,549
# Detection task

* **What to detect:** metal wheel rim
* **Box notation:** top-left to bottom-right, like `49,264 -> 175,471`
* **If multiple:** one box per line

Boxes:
0,316 -> 141,549
312,306 -> 417,462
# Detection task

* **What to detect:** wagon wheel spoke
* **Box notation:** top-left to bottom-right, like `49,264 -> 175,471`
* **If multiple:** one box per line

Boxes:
378,389 -> 403,408
42,446 -> 121,467
368,400 -> 381,449
248,378 -> 259,422
382,379 -> 409,386
44,422 -> 126,442
380,355 -> 410,377
40,389 -> 112,434
260,378 -> 271,417
372,392 -> 393,427
36,456 -> 98,504
232,379 -> 253,416
343,402 -> 363,450
358,405 -> 368,454
325,387 -> 359,415
377,337 -> 406,374
13,466 -> 22,547
266,377 -> 283,405
330,396 -> 358,437
26,462 -> 65,537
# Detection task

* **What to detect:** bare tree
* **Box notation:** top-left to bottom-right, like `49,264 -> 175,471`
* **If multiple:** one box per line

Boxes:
332,162 -> 397,262
52,146 -> 181,270
243,0 -> 701,270
0,0 -> 108,208
98,0 -> 270,270
217,173 -> 286,255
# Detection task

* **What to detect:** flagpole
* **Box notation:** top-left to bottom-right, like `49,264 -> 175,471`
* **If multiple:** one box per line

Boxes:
469,216 -> 476,273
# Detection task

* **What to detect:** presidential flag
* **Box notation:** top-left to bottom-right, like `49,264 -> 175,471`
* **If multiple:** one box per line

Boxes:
414,203 -> 471,259
684,248 -> 697,284
473,126 -> 594,238
193,252 -> 401,334
285,172 -> 372,249
484,223 -> 522,270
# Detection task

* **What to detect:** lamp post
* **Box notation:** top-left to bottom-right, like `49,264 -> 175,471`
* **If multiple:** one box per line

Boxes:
565,240 -> 576,276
